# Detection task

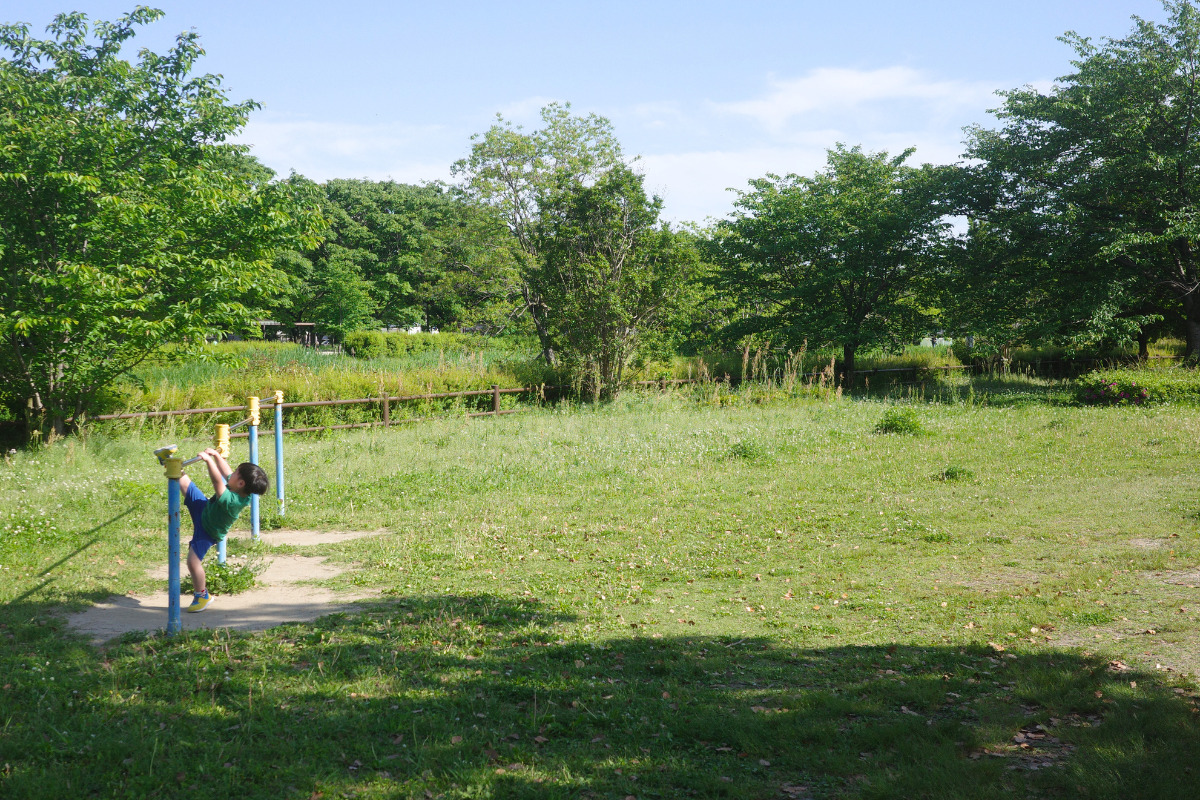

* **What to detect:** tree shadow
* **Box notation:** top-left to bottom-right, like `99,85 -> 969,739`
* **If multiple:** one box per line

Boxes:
858,372 -> 1076,408
1,594 -> 1197,799
8,508 -> 136,605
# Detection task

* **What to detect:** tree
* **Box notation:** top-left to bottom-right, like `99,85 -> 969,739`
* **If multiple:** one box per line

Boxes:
531,165 -> 701,398
963,0 -> 1200,357
452,103 -> 626,363
714,145 -> 953,380
0,8 -> 324,439
270,179 -> 520,336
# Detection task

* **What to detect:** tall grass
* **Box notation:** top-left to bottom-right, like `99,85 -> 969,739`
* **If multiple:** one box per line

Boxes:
97,341 -> 555,438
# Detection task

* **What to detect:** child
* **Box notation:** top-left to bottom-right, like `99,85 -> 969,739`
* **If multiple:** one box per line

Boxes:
177,448 -> 269,612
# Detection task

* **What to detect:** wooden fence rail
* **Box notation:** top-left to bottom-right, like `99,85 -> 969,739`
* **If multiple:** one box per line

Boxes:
88,384 -> 554,437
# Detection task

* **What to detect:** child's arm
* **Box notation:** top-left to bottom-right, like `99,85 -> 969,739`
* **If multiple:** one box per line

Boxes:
206,448 -> 234,479
198,451 -> 228,497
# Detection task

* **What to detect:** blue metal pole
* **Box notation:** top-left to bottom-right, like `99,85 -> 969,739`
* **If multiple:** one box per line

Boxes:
274,391 -> 285,516
214,424 -> 230,565
165,456 -> 183,636
248,396 -> 260,541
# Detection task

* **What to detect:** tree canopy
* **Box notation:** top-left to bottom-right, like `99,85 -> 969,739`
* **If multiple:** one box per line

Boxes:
0,8 -> 324,438
714,145 -> 954,379
453,103 -> 627,364
963,0 -> 1200,356
532,165 -> 701,397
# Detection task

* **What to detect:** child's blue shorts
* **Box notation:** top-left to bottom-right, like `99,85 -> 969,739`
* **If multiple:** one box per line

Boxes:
183,481 -> 218,559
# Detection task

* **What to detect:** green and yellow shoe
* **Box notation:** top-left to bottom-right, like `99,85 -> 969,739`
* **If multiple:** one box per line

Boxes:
187,591 -> 211,612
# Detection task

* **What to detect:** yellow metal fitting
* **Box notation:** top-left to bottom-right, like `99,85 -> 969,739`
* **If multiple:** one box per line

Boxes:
214,424 -> 230,459
274,390 -> 284,405
248,396 -> 260,427
163,455 -> 183,480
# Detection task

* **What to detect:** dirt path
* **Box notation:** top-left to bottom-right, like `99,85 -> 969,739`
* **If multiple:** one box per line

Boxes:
67,529 -> 386,644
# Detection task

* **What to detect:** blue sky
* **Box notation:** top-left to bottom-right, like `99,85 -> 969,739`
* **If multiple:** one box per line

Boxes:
8,1 -> 1173,222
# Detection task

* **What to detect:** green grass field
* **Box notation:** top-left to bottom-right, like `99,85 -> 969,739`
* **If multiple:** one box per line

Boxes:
3,386 -> 1200,798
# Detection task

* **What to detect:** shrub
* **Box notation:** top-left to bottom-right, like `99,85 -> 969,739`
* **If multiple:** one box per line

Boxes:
1077,367 -> 1200,406
343,331 -> 386,359
875,406 -> 924,435
384,333 -> 408,357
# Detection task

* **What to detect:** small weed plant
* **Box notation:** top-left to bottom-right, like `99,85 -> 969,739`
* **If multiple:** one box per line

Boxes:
180,553 -> 262,595
933,465 -> 974,482
874,405 -> 924,435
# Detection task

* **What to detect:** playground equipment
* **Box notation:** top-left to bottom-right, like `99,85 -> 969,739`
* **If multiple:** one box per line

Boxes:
157,450 -> 184,636
153,393 -> 286,636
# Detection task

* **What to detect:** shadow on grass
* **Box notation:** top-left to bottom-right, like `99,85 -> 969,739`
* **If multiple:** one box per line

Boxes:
1,594 -> 1198,799
7,508 -> 136,605
858,374 -> 1078,409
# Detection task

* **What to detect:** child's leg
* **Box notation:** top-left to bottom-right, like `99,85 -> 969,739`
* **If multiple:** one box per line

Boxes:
179,473 -> 193,494
187,543 -> 207,595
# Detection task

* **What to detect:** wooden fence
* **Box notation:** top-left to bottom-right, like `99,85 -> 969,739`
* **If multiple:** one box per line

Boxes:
89,384 -> 543,437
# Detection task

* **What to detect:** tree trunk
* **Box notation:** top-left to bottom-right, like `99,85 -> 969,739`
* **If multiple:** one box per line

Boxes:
1137,327 -> 1150,360
522,286 -> 557,367
842,344 -> 856,387
1185,292 -> 1200,360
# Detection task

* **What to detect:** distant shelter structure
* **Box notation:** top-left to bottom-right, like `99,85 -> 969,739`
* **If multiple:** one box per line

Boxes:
255,320 -> 322,347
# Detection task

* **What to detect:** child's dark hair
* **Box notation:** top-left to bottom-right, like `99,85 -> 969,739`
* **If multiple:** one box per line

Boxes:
237,462 -> 269,495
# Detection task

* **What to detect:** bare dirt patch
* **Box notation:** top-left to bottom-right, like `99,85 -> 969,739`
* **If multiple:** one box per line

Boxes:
1153,569 -> 1200,587
253,529 -> 387,546
66,528 -> 385,644
1130,537 -> 1168,549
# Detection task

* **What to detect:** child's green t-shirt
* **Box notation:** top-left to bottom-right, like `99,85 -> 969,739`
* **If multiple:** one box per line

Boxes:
200,489 -> 252,541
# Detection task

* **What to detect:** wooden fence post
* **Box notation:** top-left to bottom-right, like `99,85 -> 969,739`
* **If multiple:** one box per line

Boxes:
382,394 -> 390,427
492,384 -> 500,415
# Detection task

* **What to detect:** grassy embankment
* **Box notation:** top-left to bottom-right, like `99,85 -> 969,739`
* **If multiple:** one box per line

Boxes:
3,380 -> 1200,798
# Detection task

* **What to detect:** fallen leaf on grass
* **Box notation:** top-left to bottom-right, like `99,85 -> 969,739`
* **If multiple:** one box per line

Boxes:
534,736 -> 548,744
451,736 -> 462,744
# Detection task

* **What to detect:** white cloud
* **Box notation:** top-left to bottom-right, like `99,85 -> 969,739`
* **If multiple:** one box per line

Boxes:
714,67 -> 1000,134
233,116 -> 458,184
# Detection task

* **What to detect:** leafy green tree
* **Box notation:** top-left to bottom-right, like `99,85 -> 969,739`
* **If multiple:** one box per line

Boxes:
453,103 -> 626,363
271,179 -> 519,337
714,145 -> 953,380
532,165 -> 701,397
0,8 -> 324,439
963,0 -> 1200,357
